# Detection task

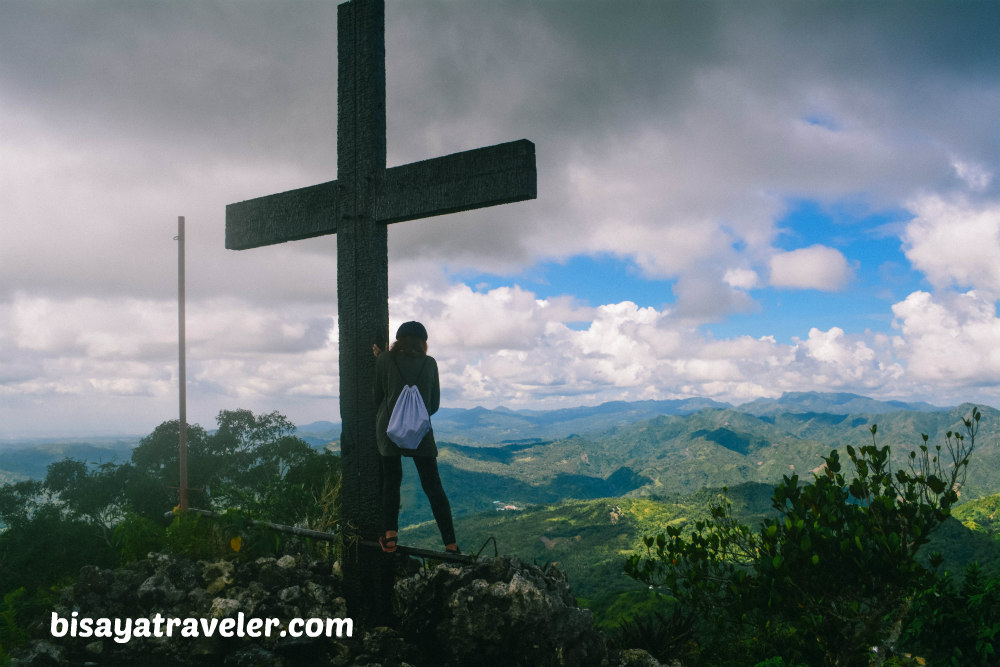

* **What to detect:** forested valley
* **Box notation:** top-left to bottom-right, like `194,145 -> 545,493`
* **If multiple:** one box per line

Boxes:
3,396 -> 1000,665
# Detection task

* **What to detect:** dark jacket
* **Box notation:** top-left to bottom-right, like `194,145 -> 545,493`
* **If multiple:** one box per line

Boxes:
374,351 -> 440,457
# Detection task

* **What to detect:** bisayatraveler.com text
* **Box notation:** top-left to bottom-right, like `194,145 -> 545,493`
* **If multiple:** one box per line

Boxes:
51,610 -> 353,644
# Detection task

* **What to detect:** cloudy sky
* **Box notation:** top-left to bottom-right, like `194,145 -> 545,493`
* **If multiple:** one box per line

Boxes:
2,0 -> 1000,438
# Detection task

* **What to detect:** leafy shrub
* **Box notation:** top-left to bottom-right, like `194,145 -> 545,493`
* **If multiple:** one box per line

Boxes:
626,409 -> 981,666
899,562 -> 1000,666
160,508 -> 280,560
606,604 -> 695,664
163,510 -> 227,560
112,513 -> 167,563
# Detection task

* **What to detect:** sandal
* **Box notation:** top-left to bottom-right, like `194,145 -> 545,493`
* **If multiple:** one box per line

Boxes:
379,534 -> 398,553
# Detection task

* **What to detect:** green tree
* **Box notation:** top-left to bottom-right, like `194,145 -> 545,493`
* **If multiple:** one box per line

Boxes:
0,480 -> 45,529
0,504 -> 117,598
626,409 -> 981,667
130,419 -> 211,512
899,562 -> 1000,666
204,409 -> 294,484
0,409 -> 342,662
212,435 -> 341,526
44,460 -> 133,542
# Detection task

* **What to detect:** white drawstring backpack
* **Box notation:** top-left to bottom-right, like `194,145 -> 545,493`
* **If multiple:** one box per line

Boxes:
386,356 -> 430,450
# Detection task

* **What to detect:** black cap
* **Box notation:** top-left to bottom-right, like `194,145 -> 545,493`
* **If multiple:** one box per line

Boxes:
396,321 -> 428,341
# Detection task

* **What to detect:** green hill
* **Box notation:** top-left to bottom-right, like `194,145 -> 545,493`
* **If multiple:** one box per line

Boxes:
396,403 -> 1000,527
955,493 -> 1000,538
926,494 -> 1000,579
0,440 -> 136,482
400,482 -> 778,624
399,480 -> 1000,626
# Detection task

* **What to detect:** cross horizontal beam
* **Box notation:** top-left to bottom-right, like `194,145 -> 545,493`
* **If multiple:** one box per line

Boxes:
226,180 -> 339,250
225,139 -> 536,250
376,138 -> 535,225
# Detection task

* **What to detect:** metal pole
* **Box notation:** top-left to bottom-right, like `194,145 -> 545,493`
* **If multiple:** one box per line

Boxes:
177,216 -> 189,510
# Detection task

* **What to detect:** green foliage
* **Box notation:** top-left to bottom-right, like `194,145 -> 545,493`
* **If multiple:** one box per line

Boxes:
594,589 -> 677,631
626,409 -> 981,666
4,399 -> 999,662
752,658 -> 807,667
161,509 -> 267,560
130,420 -> 211,511
211,435 -> 340,525
899,562 -> 1000,666
112,513 -> 167,563
0,500 -> 117,665
404,484 -> 779,627
0,588 -> 28,665
0,506 -> 117,595
0,408 -> 342,635
606,604 -> 695,661
44,459 -> 136,541
0,480 -> 44,529
953,493 -> 1000,539
161,510 -> 222,560
162,506 -> 299,560
0,585 -> 62,665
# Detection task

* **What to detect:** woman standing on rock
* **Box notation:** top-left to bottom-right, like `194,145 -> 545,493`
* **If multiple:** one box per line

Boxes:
372,321 -> 459,554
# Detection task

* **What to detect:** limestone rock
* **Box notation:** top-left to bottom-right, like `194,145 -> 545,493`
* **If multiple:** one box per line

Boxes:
13,641 -> 65,667
614,648 -> 668,667
13,552 -> 643,666
12,552 -> 347,667
394,556 -> 607,666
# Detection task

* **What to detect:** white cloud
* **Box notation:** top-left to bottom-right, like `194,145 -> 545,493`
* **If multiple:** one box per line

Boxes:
798,326 -> 894,388
3,1 -> 1000,434
892,290 -> 1000,387
903,196 -> 1000,294
952,159 -> 993,192
724,268 -> 760,290
8,295 -> 175,358
383,281 -> 908,410
388,282 -> 588,352
0,294 -> 340,434
6,274 -> 1000,436
769,245 -> 853,291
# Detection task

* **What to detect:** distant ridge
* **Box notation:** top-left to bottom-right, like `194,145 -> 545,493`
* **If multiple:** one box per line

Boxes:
432,398 -> 731,444
295,393 -> 950,447
494,398 -> 731,420
0,392 -> 959,461
293,421 -> 340,448
0,441 -> 135,482
736,391 -> 945,416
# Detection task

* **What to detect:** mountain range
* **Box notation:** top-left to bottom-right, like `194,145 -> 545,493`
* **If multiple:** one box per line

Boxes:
297,391 -> 948,448
387,393 -> 989,527
1,392 -> 988,523
3,391 -> 998,628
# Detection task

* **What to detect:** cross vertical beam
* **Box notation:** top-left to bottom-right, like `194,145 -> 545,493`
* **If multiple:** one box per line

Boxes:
224,0 -> 536,624
336,0 -> 391,621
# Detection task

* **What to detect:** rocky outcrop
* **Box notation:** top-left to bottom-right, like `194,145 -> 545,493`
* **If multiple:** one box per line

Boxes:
14,552 -> 350,667
393,557 -> 607,666
13,552 -> 658,666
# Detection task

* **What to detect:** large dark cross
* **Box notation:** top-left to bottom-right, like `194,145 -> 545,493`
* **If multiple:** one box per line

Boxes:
224,0 -> 535,621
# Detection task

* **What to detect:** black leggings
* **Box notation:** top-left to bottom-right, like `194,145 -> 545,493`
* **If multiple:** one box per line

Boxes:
380,455 -> 456,546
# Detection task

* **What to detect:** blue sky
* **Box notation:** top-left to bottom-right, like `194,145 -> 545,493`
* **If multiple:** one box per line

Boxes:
453,198 -> 922,342
2,0 -> 1000,437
